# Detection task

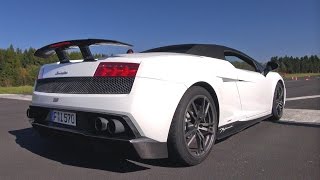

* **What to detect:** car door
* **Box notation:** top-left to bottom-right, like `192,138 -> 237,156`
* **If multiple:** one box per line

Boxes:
217,68 -> 244,126
224,51 -> 271,120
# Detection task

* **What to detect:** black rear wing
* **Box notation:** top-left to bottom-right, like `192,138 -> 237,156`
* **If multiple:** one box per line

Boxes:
34,39 -> 132,63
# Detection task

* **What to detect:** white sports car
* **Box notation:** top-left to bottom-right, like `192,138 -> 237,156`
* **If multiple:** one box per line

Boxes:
27,39 -> 285,166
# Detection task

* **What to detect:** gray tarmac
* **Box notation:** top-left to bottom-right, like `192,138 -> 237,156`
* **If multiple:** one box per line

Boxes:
0,79 -> 319,180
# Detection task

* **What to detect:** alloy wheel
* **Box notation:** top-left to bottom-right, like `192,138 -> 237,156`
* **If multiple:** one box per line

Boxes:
275,85 -> 284,116
184,95 -> 216,157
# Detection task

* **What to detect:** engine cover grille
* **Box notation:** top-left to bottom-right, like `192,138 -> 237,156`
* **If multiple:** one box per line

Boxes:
35,77 -> 135,94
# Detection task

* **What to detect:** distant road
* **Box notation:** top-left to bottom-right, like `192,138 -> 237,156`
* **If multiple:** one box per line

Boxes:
285,78 -> 320,98
285,79 -> 320,110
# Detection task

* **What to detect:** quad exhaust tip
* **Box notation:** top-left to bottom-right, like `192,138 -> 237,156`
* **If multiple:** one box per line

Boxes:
94,117 -> 109,131
107,119 -> 125,134
94,117 -> 125,134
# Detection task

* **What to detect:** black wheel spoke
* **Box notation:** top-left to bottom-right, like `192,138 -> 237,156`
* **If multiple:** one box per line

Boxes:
185,128 -> 197,138
277,101 -> 284,108
184,95 -> 216,157
198,126 -> 214,134
197,131 -> 206,153
279,86 -> 284,99
204,102 -> 210,117
276,101 -> 284,114
186,134 -> 196,146
200,122 -> 214,127
191,102 -> 199,117
201,97 -> 206,115
187,110 -> 197,121
186,121 -> 194,128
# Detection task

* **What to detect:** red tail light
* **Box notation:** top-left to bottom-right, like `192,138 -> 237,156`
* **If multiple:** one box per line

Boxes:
94,62 -> 140,77
50,41 -> 72,48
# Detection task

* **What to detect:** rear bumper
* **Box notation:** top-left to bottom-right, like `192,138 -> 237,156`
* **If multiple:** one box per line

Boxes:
31,77 -> 187,142
31,121 -> 168,159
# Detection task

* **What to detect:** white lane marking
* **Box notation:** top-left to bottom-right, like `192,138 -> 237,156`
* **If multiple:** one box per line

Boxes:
286,95 -> 320,101
281,108 -> 320,125
0,94 -> 32,101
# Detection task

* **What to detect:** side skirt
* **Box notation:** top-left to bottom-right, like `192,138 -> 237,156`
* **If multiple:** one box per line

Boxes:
217,114 -> 272,140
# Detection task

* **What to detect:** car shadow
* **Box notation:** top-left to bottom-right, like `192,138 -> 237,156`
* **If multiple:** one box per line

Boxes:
268,120 -> 320,128
8,128 -> 150,173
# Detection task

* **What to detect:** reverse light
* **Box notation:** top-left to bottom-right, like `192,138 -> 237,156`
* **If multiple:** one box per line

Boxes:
94,62 -> 140,77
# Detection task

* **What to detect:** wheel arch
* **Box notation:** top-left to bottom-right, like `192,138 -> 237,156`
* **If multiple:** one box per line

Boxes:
191,81 -> 220,123
268,72 -> 286,104
276,78 -> 286,104
278,79 -> 285,88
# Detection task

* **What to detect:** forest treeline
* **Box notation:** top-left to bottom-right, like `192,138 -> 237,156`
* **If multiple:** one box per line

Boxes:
0,45 -> 319,87
270,55 -> 319,74
0,45 -> 103,86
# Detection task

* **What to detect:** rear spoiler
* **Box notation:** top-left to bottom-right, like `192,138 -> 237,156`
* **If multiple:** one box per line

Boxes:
34,39 -> 132,63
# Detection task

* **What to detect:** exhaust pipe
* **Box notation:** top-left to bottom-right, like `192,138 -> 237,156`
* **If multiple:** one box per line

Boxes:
26,108 -> 35,124
94,117 -> 109,131
26,108 -> 31,118
107,119 -> 125,134
94,117 -> 125,134
26,108 -> 36,118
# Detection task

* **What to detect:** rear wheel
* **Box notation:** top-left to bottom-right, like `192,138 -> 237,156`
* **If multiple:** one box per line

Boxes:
168,86 -> 217,166
271,82 -> 284,121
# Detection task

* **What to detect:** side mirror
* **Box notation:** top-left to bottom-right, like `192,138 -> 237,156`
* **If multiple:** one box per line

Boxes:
264,61 -> 278,76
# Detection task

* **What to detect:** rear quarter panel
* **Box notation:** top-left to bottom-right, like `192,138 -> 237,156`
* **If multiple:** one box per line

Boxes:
137,54 -> 241,127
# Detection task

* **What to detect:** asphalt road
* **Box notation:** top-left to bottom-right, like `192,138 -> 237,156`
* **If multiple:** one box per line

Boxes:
285,79 -> 320,110
285,78 -> 320,98
0,79 -> 319,180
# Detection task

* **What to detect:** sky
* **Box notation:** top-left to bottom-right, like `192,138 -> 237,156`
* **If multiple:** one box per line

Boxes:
0,0 -> 319,61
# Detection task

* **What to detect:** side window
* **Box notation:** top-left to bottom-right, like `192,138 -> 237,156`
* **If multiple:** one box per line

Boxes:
225,55 -> 257,72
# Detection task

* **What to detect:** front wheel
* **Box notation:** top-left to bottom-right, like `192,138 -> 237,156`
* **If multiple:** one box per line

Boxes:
167,86 -> 218,166
271,82 -> 285,121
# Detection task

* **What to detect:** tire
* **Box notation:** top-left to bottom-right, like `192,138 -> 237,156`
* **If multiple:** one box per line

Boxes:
167,86 -> 218,166
271,82 -> 285,121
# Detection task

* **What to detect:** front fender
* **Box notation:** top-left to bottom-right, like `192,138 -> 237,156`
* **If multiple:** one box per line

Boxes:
266,72 -> 286,105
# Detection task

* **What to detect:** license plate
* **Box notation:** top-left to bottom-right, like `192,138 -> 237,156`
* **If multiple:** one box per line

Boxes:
50,110 -> 76,126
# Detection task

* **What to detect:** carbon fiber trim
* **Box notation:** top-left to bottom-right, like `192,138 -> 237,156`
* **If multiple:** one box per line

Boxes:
35,77 -> 135,94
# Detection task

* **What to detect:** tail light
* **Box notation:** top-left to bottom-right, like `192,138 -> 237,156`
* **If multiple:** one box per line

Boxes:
94,62 -> 140,77
37,67 -> 44,80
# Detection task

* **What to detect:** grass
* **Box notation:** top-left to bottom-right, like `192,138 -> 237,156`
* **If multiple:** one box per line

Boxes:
282,73 -> 320,79
0,86 -> 33,94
